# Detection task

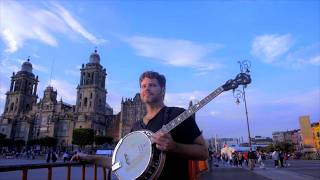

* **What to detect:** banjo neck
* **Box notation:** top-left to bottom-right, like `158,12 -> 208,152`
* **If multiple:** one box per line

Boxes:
158,86 -> 224,133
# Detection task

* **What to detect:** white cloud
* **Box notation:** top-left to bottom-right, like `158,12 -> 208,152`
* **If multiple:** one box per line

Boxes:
309,55 -> 320,65
0,58 -> 20,76
286,43 -> 320,67
125,36 -> 223,72
0,0 -> 106,53
165,91 -> 206,108
49,79 -> 77,103
50,1 -> 107,45
251,34 -> 293,63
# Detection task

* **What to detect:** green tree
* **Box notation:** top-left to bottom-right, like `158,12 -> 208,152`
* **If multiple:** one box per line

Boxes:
0,133 -> 6,139
0,138 -> 14,147
272,141 -> 295,153
94,135 -> 113,146
72,128 -> 94,149
39,136 -> 58,147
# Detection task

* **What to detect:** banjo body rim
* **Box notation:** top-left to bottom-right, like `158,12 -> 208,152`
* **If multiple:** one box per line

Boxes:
112,130 -> 166,180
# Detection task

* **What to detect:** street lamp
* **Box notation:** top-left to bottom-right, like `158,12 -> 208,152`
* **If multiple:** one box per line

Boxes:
233,60 -> 252,147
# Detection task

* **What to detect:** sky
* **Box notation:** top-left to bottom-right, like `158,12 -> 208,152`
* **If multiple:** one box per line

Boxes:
0,0 -> 319,140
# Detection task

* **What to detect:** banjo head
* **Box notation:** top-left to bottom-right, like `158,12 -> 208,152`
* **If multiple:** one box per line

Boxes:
112,130 -> 153,180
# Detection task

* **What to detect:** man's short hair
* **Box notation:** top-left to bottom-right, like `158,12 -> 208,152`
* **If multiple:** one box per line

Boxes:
139,71 -> 166,88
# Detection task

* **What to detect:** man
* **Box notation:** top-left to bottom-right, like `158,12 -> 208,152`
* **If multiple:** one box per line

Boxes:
72,71 -> 208,179
247,148 -> 256,170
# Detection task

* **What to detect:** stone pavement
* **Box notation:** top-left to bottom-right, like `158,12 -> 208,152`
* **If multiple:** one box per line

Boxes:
201,161 -> 320,180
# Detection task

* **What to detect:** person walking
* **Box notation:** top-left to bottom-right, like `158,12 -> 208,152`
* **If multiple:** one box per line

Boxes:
247,148 -> 256,170
272,149 -> 280,168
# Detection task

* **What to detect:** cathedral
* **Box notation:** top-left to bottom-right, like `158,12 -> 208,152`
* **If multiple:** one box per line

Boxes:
0,50 -> 148,147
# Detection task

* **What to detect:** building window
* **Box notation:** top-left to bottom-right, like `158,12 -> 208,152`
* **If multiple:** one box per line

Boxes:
90,93 -> 92,99
80,93 -> 82,99
84,98 -> 88,106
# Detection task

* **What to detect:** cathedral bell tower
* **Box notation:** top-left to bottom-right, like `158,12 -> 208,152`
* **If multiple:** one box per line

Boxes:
1,58 -> 39,140
75,50 -> 108,133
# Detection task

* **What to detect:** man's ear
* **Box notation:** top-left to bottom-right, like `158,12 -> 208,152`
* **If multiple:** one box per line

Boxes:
162,87 -> 166,94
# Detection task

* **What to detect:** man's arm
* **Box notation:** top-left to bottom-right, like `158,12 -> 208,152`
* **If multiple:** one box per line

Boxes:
152,132 -> 209,160
71,153 -> 112,168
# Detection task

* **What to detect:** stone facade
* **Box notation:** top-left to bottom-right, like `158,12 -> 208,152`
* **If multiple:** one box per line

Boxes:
0,50 -> 113,147
119,93 -> 146,138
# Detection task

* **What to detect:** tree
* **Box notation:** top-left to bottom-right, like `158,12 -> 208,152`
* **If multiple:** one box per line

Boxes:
94,135 -> 113,146
72,128 -> 94,149
275,142 -> 295,153
39,136 -> 58,147
14,140 -> 26,151
0,138 -> 14,148
0,133 -> 6,139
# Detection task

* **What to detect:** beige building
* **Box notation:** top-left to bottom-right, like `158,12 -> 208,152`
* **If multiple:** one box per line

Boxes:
299,116 -> 315,149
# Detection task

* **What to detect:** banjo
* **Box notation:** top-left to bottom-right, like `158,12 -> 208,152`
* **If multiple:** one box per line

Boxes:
111,73 -> 251,180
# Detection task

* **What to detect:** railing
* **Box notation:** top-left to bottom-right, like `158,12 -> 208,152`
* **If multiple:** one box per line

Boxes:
0,162 -> 112,180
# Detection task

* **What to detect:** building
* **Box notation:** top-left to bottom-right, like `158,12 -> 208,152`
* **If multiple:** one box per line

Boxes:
311,122 -> 320,151
251,136 -> 273,147
299,116 -> 316,151
119,94 -> 146,138
0,59 -> 38,141
0,50 -> 113,147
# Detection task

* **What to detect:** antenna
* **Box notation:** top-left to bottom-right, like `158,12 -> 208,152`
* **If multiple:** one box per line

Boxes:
49,58 -> 55,87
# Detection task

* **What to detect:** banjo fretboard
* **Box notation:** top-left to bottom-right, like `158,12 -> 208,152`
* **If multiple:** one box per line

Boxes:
158,87 -> 224,133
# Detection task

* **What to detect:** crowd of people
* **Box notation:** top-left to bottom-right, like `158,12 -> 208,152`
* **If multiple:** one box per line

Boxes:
207,148 -> 294,171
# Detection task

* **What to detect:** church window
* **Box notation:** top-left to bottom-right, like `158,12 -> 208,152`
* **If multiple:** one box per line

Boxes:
16,98 -> 18,103
84,98 -> 88,106
26,104 -> 30,111
90,93 -> 92,99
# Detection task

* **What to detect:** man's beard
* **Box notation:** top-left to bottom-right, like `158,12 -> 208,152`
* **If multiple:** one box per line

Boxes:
142,93 -> 163,104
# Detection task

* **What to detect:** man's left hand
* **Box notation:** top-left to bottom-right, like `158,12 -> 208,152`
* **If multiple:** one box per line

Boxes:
151,132 -> 177,152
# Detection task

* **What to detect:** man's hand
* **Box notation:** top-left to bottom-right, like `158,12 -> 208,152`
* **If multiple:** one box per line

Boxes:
70,152 -> 91,162
152,132 -> 177,152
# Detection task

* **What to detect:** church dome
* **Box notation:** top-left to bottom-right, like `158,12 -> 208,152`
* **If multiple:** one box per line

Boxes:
89,50 -> 100,64
21,58 -> 33,73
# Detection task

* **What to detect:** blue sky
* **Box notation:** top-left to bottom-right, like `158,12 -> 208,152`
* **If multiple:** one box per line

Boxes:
0,0 -> 319,140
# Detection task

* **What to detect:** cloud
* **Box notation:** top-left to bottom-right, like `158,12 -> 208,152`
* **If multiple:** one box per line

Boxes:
251,34 -> 293,63
0,0 -> 106,53
165,91 -> 207,108
125,36 -> 223,72
286,43 -> 320,67
50,1 -> 107,45
48,79 -> 77,103
0,58 -> 20,76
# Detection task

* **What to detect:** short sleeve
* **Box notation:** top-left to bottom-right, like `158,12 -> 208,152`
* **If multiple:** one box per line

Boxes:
167,107 -> 202,144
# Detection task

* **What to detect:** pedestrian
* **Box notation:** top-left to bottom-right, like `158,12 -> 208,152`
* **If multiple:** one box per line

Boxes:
279,150 -> 284,167
46,151 -> 51,163
248,148 -> 256,170
52,151 -> 57,163
63,151 -> 69,162
272,149 -> 280,168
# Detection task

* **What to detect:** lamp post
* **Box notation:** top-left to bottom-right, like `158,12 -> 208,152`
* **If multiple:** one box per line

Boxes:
234,60 -> 252,147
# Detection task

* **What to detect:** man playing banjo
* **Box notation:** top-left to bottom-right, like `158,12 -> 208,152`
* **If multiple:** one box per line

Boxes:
72,71 -> 209,179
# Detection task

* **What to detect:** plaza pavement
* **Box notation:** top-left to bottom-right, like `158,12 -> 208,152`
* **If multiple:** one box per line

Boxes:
201,159 -> 320,180
0,159 -> 319,180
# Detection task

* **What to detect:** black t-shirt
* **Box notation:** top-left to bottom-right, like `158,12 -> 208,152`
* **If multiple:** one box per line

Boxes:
131,106 -> 202,180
